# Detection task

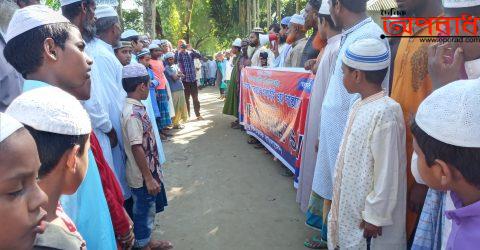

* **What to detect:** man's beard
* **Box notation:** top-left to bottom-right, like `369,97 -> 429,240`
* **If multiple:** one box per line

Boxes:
286,32 -> 297,45
82,20 -> 96,43
249,42 -> 258,47
312,31 -> 327,51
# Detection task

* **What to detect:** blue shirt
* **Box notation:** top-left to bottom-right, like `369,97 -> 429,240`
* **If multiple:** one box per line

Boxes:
175,50 -> 201,82
164,64 -> 185,92
23,80 -> 117,250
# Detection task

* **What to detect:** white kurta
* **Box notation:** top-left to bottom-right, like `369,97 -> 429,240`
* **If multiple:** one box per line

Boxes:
328,93 -> 406,250
315,17 -> 390,200
92,38 -> 130,198
297,34 -> 341,212
251,46 -> 275,67
82,41 -> 115,172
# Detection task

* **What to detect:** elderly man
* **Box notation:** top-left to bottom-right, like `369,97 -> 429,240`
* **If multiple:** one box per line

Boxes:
284,14 -> 308,67
273,16 -> 292,67
249,27 -> 275,67
301,0 -> 322,67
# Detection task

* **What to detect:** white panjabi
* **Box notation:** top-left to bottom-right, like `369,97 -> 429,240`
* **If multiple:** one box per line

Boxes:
122,63 -> 148,79
290,13 -> 305,26
5,4 -> 70,43
6,86 -> 91,135
318,0 -> 330,15
95,5 -> 118,19
0,112 -> 23,143
415,78 -> 480,148
342,38 -> 390,71
443,0 -> 480,8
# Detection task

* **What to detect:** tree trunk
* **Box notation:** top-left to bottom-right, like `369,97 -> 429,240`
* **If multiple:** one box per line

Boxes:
276,0 -> 281,23
155,6 -> 163,38
266,0 -> 271,26
117,2 -> 123,29
184,0 -> 194,43
143,0 -> 156,37
246,0 -> 251,32
296,0 -> 301,13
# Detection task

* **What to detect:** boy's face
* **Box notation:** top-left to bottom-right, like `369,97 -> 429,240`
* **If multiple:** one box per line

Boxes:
132,41 -> 143,53
413,138 -> 444,190
260,58 -> 268,66
115,47 -> 133,66
64,136 -> 90,194
139,81 -> 150,100
0,130 -> 47,250
151,49 -> 162,59
139,55 -> 151,67
167,57 -> 175,65
342,63 -> 359,93
56,26 -> 93,100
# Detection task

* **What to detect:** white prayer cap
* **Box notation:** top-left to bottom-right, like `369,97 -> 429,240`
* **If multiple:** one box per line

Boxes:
6,87 -> 91,136
60,0 -> 81,7
5,5 -> 70,43
443,0 -> 480,8
148,43 -> 159,50
0,113 -> 24,143
113,40 -> 132,49
164,52 -> 175,60
151,39 -> 161,46
415,79 -> 480,148
122,63 -> 148,79
95,5 -> 118,19
121,29 -> 139,39
290,14 -> 305,26
318,0 -> 330,15
232,38 -> 242,47
342,38 -> 390,71
158,39 -> 168,46
137,48 -> 150,58
252,27 -> 264,34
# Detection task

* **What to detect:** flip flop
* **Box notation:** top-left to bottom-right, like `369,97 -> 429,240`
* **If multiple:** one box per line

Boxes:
304,235 -> 327,249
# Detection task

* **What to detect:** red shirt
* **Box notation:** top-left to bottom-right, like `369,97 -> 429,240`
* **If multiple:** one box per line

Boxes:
89,133 -> 130,246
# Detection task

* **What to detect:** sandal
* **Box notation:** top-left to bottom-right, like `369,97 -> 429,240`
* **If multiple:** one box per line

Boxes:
304,235 -> 327,249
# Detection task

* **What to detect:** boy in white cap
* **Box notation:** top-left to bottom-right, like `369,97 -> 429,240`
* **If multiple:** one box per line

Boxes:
328,38 -> 406,249
4,5 -> 118,249
121,29 -> 143,63
121,64 -> 173,250
0,112 -> 48,250
222,38 -> 243,125
7,87 -> 92,249
411,79 -> 480,250
115,41 -> 134,66
284,14 -> 308,68
164,51 -> 189,129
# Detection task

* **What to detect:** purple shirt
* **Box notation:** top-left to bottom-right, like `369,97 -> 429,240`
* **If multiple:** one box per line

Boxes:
445,192 -> 480,250
175,50 -> 201,83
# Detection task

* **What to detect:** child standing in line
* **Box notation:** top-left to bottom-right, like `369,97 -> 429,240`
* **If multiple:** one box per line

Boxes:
164,52 -> 189,130
0,112 -> 48,250
328,39 -> 406,250
121,63 -> 173,250
7,87 -> 92,249
411,79 -> 480,249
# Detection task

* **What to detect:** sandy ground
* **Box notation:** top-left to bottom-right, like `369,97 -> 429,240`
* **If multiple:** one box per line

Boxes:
152,86 -> 314,250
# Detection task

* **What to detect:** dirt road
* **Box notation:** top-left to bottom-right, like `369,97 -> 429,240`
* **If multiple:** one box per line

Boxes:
154,87 -> 313,250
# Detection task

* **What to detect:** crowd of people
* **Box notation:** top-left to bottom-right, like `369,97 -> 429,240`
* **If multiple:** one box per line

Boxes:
0,0 -> 479,249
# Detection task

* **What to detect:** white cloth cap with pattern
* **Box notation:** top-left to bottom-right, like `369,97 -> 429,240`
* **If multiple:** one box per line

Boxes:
121,29 -> 139,39
0,112 -> 24,143
95,5 -> 118,19
443,0 -> 480,8
319,0 -> 330,15
122,63 -> 148,79
232,38 -> 242,47
416,78 -> 480,147
164,52 -> 175,60
60,0 -> 81,6
5,5 -> 70,43
290,14 -> 305,26
342,38 -> 390,71
6,87 -> 91,136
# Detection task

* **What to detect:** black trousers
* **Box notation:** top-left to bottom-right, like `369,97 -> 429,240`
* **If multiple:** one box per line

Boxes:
183,81 -> 201,117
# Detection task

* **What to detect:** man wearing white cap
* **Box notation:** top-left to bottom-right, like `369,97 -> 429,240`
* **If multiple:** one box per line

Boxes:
328,38 -> 406,250
61,0 -> 96,43
302,0 -> 342,247
410,79 -> 480,250
121,29 -> 143,63
273,16 -> 292,67
248,28 -> 275,67
284,14 -> 308,67
222,38 -> 242,121
313,0 -> 390,229
0,112 -> 47,250
7,87 -> 93,249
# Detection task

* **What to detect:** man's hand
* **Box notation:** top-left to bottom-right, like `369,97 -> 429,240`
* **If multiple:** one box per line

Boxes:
107,128 -> 118,148
304,59 -> 317,71
145,178 -> 161,196
408,183 -> 428,213
428,42 -> 464,90
360,220 -> 382,239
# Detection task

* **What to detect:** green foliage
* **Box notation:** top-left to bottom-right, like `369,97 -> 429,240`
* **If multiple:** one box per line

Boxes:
45,0 -> 60,10
123,9 -> 143,32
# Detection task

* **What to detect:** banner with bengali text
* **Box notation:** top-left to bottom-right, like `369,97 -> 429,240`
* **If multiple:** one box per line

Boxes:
239,67 -> 314,181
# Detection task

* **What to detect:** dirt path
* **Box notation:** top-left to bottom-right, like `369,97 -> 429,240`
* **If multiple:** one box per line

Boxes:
154,87 -> 313,250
